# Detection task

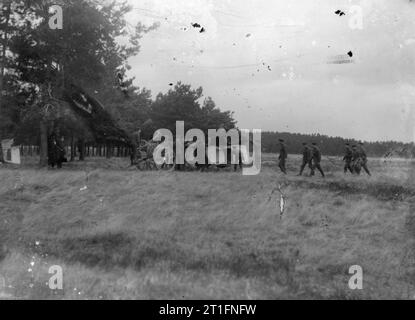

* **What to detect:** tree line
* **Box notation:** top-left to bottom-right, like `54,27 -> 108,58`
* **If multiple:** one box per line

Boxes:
262,132 -> 414,158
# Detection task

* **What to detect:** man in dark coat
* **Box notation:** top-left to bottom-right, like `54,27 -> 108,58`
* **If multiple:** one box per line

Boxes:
311,142 -> 325,177
343,143 -> 354,174
358,142 -> 371,176
298,142 -> 313,176
48,134 -> 66,169
278,139 -> 287,174
351,145 -> 361,174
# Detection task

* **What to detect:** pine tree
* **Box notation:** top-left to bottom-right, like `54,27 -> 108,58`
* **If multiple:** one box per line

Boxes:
7,0 -> 157,165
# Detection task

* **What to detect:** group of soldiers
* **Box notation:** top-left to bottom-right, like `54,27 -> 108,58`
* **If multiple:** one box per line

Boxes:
343,142 -> 371,176
277,139 -> 371,177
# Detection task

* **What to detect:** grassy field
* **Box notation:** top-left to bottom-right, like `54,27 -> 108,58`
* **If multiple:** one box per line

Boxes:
1,155 -> 415,300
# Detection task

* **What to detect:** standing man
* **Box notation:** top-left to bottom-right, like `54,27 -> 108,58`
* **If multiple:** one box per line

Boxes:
311,142 -> 325,177
358,142 -> 371,176
48,133 -> 66,169
298,142 -> 313,176
343,143 -> 354,174
278,139 -> 287,174
351,145 -> 361,174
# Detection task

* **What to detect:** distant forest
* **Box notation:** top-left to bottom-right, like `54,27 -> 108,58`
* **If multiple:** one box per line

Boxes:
261,132 -> 415,158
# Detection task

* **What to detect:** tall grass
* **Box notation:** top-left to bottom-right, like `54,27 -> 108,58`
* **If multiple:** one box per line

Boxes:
0,156 -> 414,299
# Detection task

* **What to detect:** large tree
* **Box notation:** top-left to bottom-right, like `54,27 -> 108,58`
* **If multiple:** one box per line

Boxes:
0,0 -> 15,162
6,0 -> 157,165
150,82 -> 236,135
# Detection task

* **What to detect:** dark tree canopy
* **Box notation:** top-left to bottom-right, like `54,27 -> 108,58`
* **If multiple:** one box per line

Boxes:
0,0 -> 158,159
150,82 -> 237,136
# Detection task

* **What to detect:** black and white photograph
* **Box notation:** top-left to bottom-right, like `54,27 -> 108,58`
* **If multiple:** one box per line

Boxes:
0,0 -> 415,304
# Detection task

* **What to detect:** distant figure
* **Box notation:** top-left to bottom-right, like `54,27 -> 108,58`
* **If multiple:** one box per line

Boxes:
358,142 -> 371,176
343,142 -> 354,174
130,129 -> 142,165
298,142 -> 313,176
351,145 -> 361,174
278,139 -> 287,174
48,134 -> 66,169
311,142 -> 325,177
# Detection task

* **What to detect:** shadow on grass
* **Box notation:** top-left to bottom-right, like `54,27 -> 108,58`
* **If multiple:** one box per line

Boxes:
292,180 -> 414,201
32,232 -> 298,287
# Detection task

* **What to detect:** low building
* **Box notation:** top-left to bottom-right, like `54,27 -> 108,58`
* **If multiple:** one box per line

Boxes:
1,139 -> 21,165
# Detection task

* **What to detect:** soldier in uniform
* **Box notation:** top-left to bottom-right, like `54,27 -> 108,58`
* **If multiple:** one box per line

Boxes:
351,145 -> 361,174
278,139 -> 287,174
343,142 -> 354,174
298,142 -> 313,176
358,142 -> 371,176
311,142 -> 325,177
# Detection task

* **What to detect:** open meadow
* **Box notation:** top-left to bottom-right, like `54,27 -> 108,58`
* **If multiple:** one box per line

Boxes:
1,155 -> 415,300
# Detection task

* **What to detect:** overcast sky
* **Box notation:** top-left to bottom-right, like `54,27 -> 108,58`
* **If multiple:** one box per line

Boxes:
124,0 -> 415,142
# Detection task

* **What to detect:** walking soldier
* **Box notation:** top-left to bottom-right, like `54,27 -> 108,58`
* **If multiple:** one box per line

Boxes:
311,142 -> 325,177
299,142 -> 313,176
358,142 -> 371,176
278,139 -> 287,174
343,142 -> 354,174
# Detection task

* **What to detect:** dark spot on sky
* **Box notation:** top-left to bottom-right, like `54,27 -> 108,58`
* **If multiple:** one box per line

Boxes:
335,10 -> 346,16
246,33 -> 251,38
190,22 -> 206,33
347,51 -> 353,58
169,83 -> 173,86
260,62 -> 272,72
